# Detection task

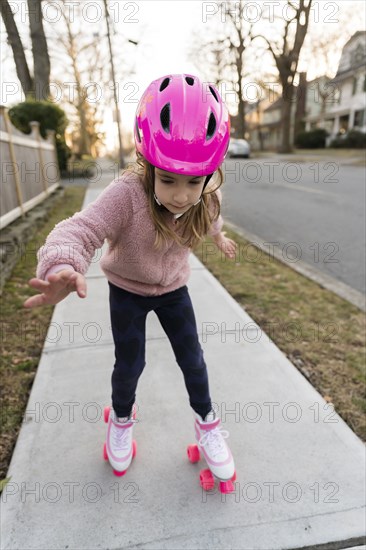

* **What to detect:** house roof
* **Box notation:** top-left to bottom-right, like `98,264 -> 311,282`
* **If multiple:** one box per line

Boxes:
258,120 -> 282,129
265,97 -> 283,112
342,31 -> 366,50
263,81 -> 307,113
245,102 -> 258,114
306,75 -> 333,85
329,60 -> 366,83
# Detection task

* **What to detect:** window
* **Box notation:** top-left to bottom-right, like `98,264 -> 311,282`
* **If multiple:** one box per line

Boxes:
339,114 -> 349,134
332,87 -> 341,104
352,76 -> 358,95
324,119 -> 334,133
354,109 -> 365,128
352,44 -> 365,66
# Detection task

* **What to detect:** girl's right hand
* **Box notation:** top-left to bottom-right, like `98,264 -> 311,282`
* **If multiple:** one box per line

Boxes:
23,269 -> 87,309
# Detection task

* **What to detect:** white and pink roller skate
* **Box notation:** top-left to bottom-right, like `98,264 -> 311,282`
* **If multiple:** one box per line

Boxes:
103,404 -> 137,477
187,409 -> 236,493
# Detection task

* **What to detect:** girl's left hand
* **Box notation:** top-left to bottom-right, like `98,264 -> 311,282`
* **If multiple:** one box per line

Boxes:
214,232 -> 238,259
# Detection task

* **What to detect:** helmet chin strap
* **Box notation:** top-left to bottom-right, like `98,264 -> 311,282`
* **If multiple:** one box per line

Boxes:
153,192 -> 162,206
153,194 -> 201,207
204,173 -> 213,187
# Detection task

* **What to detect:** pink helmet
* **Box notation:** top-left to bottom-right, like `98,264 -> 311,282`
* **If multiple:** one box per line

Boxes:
134,74 -> 230,176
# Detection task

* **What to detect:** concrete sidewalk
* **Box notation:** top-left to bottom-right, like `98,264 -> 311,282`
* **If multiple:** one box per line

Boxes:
1,177 -> 365,550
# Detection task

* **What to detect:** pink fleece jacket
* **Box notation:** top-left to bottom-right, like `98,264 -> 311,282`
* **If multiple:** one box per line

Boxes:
36,170 -> 224,297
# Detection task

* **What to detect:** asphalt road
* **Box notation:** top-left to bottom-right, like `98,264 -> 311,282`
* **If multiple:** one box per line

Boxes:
221,158 -> 366,295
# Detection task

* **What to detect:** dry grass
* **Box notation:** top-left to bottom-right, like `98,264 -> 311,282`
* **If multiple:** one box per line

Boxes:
0,187 -> 86,481
193,228 -> 366,441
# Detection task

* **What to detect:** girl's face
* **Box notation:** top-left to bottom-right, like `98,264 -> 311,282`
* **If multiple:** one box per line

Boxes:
154,168 -> 205,214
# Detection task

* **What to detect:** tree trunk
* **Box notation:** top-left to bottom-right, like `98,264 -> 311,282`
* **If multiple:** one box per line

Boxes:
257,0 -> 313,153
77,101 -> 91,156
236,37 -> 246,138
0,0 -> 34,97
256,102 -> 264,150
279,82 -> 294,153
27,0 -> 50,100
237,89 -> 246,138
64,15 -> 91,156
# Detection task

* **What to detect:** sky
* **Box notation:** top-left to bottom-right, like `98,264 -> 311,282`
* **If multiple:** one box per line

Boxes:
1,0 -> 366,153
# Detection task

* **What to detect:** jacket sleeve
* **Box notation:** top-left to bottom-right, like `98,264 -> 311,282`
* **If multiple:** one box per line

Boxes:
207,187 -> 224,237
36,175 -> 133,281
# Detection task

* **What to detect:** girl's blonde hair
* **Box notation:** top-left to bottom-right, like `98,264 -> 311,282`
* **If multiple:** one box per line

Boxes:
123,151 -> 223,250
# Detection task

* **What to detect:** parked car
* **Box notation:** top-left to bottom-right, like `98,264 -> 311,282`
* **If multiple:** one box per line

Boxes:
227,138 -> 251,158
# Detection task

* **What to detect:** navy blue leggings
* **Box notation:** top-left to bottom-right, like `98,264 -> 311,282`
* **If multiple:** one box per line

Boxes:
108,281 -> 212,419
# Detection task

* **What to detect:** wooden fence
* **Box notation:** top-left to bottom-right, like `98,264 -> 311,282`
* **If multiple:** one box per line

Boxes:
0,105 -> 60,230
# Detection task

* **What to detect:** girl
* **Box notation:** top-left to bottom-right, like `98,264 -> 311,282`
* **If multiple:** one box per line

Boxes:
24,74 -> 237,488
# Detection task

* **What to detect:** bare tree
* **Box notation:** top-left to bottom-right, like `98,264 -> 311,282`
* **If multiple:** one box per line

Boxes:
188,36 -> 229,87
254,0 -> 313,153
46,0 -> 138,159
189,0 -> 256,139
222,0 -> 255,138
253,75 -> 282,150
53,9 -> 96,156
46,2 -> 116,157
304,1 -> 364,80
1,0 -> 50,100
306,32 -> 338,130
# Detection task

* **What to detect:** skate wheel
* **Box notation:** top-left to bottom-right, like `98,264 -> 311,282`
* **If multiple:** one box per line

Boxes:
219,480 -> 234,493
103,442 -> 108,461
104,406 -> 110,423
199,468 -> 215,491
231,470 -> 237,482
187,444 -> 200,463
113,468 -> 127,477
132,439 -> 137,459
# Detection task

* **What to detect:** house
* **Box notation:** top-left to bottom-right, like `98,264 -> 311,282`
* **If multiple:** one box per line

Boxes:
303,75 -> 332,132
303,32 -> 366,141
243,31 -> 366,150
244,94 -> 281,151
244,74 -> 307,151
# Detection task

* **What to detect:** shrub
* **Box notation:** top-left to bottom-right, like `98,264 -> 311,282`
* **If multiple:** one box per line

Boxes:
330,130 -> 366,149
8,100 -> 72,170
295,128 -> 328,149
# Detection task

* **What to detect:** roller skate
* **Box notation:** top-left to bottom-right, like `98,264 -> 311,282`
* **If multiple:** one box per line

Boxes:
103,404 -> 137,477
187,409 -> 236,493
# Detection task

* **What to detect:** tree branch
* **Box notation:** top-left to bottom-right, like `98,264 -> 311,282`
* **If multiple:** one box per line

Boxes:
0,0 -> 34,96
253,34 -> 279,63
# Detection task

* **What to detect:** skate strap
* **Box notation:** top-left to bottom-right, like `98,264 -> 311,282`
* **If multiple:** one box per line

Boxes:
112,417 -> 138,428
196,417 -> 220,430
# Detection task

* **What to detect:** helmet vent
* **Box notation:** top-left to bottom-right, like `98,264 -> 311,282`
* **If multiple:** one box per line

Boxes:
206,112 -> 217,140
185,77 -> 194,86
135,118 -> 141,143
159,78 -> 170,92
160,103 -> 171,133
209,85 -> 219,102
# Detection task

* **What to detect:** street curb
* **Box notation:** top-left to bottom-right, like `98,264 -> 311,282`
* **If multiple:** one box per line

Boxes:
224,220 -> 366,312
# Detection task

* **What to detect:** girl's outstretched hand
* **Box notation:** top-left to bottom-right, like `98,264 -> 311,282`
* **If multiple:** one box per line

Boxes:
214,232 -> 238,259
23,269 -> 87,309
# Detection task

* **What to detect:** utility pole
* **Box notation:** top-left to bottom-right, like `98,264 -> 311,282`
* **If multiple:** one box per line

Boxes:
103,0 -> 125,169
